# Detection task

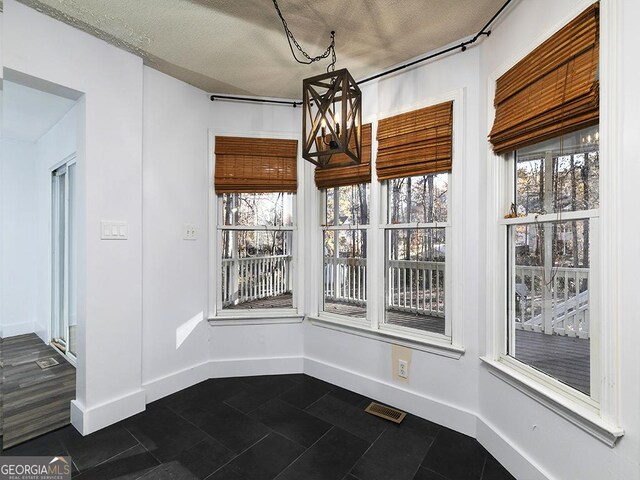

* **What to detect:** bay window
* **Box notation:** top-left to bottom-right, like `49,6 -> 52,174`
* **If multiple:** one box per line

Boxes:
485,3 -> 622,443
212,135 -> 298,317
321,184 -> 369,318
316,124 -> 372,321
383,173 -> 450,336
376,100 -> 454,340
506,126 -> 599,396
220,192 -> 295,310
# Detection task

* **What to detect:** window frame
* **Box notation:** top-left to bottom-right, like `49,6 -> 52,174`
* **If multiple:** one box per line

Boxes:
208,130 -> 305,323
482,0 -> 622,446
318,185 -> 370,328
502,148 -> 601,410
379,174 -> 452,341
312,90 -> 465,355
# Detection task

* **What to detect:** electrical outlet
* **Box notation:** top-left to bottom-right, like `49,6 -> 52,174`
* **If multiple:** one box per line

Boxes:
398,359 -> 408,379
183,224 -> 198,240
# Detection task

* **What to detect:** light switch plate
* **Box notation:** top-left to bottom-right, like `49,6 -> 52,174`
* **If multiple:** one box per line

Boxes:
101,221 -> 128,240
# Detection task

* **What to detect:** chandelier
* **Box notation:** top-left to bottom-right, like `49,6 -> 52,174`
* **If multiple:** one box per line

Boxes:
273,1 -> 362,168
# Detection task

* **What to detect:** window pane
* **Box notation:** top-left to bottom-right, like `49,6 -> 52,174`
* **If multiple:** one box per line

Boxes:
509,219 -> 591,395
515,125 -> 599,215
388,173 -> 448,224
322,230 -> 367,318
324,184 -> 370,225
223,192 -> 294,226
384,228 -> 446,335
221,230 -> 293,309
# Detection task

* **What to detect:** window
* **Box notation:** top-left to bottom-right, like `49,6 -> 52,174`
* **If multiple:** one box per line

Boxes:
219,192 -> 295,311
321,184 -> 369,318
505,126 -> 599,397
313,102 -> 461,353
212,135 -> 298,317
483,3 -> 623,444
384,173 -> 450,337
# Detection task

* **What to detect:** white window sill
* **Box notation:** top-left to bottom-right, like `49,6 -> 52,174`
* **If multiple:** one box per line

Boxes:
480,356 -> 624,447
307,315 -> 464,359
209,313 -> 304,326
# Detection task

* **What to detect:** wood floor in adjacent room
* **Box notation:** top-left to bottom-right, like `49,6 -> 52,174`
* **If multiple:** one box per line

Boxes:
1,333 -> 76,449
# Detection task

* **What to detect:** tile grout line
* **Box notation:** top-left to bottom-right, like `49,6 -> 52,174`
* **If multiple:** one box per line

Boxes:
271,426 -> 339,480
407,432 -> 440,480
202,431 -> 272,480
479,452 -> 489,480
73,441 -> 142,475
346,428 -> 387,478
300,386 -> 336,412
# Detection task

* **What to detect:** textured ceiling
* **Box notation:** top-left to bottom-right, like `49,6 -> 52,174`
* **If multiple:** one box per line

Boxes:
16,0 -> 505,98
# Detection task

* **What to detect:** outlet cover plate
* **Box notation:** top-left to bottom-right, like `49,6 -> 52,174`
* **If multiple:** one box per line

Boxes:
398,359 -> 408,378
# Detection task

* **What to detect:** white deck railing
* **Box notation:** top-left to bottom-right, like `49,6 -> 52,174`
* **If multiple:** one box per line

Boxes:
324,257 -> 367,306
221,255 -> 292,307
323,257 -> 445,317
387,259 -> 445,317
514,265 -> 590,338
222,255 -> 590,338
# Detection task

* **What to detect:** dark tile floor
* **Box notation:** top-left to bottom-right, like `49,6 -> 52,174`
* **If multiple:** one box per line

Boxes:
0,374 -> 516,480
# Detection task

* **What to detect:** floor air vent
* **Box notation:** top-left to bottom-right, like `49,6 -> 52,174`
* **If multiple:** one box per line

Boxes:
36,357 -> 60,369
364,402 -> 407,424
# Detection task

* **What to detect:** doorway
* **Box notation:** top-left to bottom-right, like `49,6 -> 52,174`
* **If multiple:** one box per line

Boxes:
1,74 -> 81,449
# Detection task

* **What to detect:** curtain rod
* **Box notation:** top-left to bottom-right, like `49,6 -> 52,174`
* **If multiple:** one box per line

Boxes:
209,0 -> 513,107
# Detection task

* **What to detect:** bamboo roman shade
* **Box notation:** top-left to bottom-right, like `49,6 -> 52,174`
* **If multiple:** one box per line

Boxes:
489,3 -> 599,154
315,123 -> 372,189
214,136 -> 298,193
376,101 -> 453,181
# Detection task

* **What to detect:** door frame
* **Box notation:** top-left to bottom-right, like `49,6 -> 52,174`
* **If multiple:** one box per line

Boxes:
50,154 -> 77,365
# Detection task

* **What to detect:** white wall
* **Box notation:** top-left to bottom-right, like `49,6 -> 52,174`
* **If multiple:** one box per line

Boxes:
3,0 -> 145,434
141,67 -> 211,400
476,1 -> 640,479
0,139 -> 39,337
141,67 -> 305,402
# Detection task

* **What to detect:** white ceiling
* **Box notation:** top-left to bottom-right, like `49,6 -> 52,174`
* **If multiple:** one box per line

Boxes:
16,0 -> 506,99
1,81 -> 77,142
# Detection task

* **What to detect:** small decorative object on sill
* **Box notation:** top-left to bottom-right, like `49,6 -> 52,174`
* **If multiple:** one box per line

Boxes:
504,202 -> 518,219
272,0 -> 362,168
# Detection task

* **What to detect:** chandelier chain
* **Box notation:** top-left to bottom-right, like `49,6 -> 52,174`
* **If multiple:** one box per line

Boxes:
272,0 -> 337,72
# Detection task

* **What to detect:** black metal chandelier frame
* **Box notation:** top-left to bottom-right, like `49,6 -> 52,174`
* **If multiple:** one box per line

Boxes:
302,68 -> 362,168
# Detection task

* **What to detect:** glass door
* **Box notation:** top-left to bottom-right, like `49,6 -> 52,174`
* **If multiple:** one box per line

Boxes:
51,159 -> 76,362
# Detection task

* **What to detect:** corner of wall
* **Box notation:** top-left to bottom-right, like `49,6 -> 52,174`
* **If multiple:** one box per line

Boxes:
70,389 -> 145,435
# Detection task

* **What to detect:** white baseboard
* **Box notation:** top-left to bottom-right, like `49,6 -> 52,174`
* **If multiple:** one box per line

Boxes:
34,323 -> 48,344
143,360 -> 211,403
70,389 -> 146,435
209,356 -> 304,379
1,321 -> 36,338
141,356 -> 304,405
304,356 -> 477,437
476,416 -> 551,480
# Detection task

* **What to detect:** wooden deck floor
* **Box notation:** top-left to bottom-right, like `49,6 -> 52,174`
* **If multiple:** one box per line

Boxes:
1,333 -> 76,449
225,293 -> 293,310
514,330 -> 590,395
222,294 -> 590,394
